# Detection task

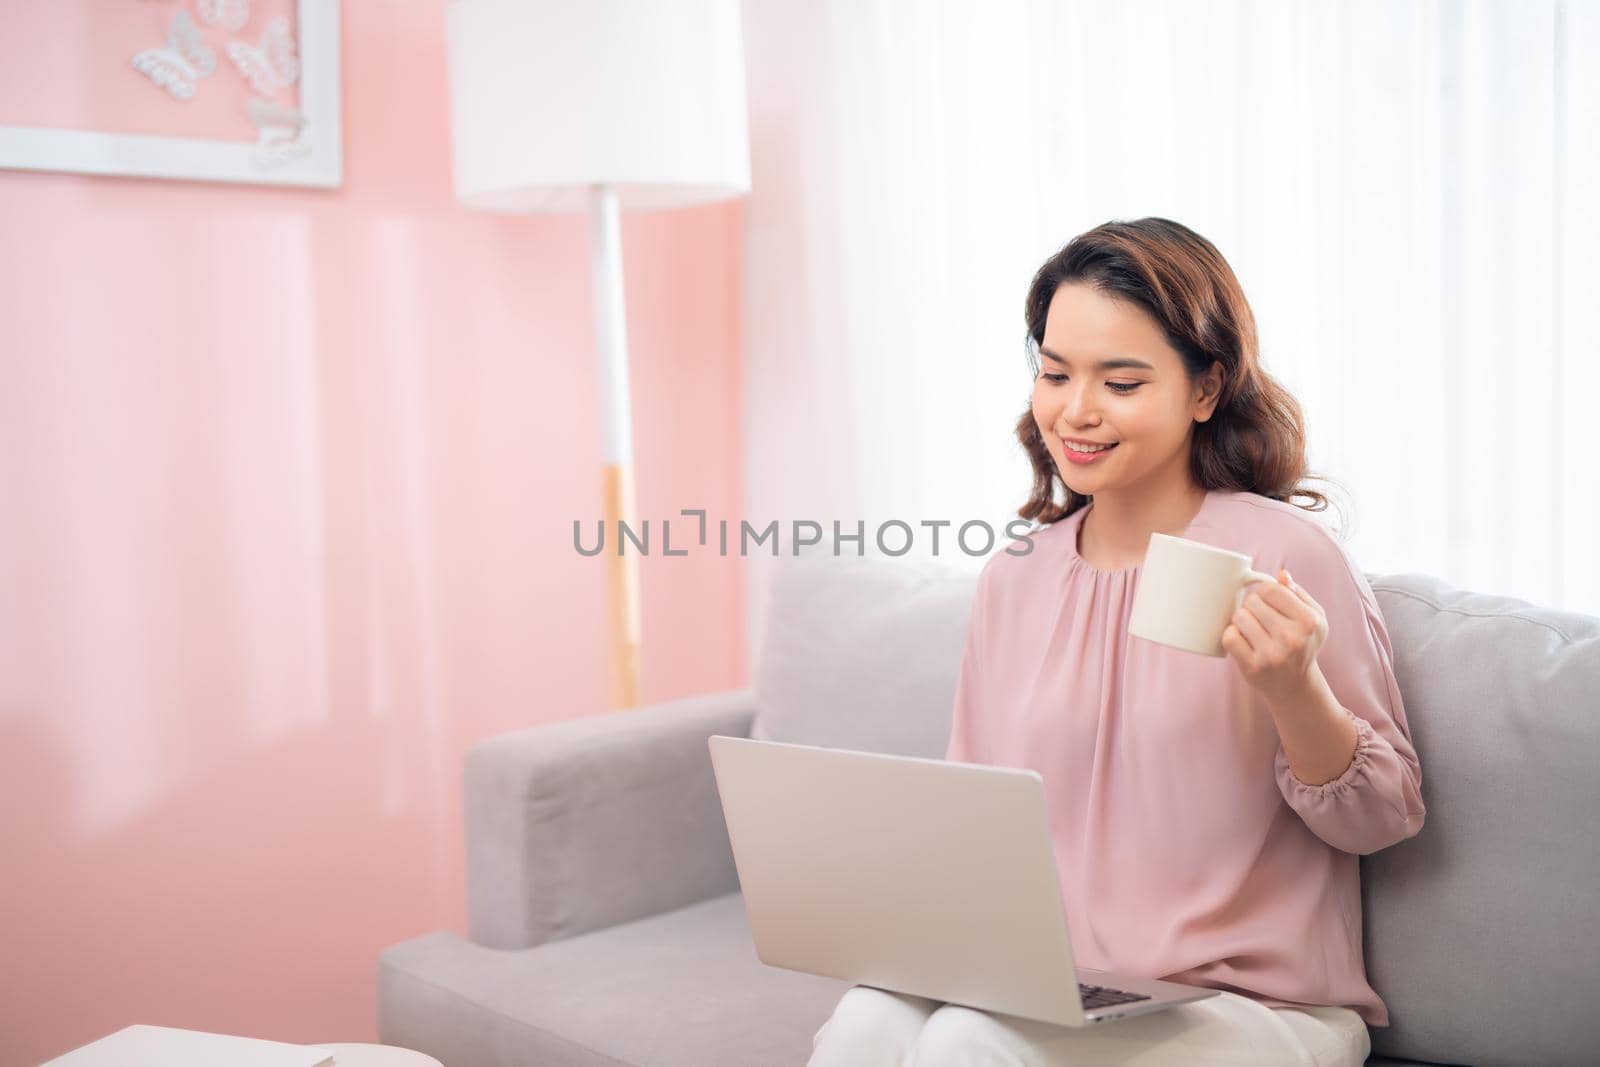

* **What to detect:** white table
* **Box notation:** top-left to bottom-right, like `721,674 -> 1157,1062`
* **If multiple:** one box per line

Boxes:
43,1028 -> 446,1067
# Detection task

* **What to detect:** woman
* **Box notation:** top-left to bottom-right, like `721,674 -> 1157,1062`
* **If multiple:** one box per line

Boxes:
807,218 -> 1426,1067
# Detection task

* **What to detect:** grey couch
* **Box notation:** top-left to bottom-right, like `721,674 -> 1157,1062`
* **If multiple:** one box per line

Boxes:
377,552 -> 1600,1066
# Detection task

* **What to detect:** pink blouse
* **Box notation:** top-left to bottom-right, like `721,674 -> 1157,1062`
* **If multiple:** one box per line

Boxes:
944,488 -> 1426,1027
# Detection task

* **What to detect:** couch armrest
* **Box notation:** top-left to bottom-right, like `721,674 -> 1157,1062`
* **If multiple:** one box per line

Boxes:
464,688 -> 757,950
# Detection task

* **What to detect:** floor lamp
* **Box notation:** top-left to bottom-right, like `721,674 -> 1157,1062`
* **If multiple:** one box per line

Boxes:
445,0 -> 751,709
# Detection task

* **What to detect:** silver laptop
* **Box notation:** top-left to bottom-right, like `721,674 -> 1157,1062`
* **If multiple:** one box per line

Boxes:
706,734 -> 1220,1027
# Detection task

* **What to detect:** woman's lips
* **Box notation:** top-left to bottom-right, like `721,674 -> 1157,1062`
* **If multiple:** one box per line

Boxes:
1063,442 -> 1118,465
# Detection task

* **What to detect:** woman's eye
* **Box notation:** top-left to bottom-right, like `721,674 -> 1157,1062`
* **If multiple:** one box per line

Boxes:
1041,373 -> 1141,394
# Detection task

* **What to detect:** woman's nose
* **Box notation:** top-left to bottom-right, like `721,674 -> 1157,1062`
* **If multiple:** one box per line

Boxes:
1057,383 -> 1099,426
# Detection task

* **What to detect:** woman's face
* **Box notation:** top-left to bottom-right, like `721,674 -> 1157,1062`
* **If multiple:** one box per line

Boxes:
1030,281 -> 1221,497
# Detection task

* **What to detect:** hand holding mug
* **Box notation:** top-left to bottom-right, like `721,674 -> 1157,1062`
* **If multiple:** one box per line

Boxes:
1220,568 -> 1329,704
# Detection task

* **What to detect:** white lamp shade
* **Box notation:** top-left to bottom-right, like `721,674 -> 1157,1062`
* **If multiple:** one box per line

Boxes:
446,0 -> 752,213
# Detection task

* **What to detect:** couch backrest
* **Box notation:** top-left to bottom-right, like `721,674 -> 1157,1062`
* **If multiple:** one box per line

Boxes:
751,552 -> 979,756
751,552 -> 1600,1066
1357,572 -> 1599,1065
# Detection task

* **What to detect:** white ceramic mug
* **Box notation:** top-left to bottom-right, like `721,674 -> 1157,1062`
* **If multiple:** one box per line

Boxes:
1127,533 -> 1277,657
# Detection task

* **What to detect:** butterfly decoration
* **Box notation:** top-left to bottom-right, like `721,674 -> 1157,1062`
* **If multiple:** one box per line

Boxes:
131,8 -> 217,101
247,97 -> 311,168
198,0 -> 251,33
227,15 -> 301,96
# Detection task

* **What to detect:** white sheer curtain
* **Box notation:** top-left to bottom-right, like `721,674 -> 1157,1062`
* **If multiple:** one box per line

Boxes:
741,0 -> 1600,644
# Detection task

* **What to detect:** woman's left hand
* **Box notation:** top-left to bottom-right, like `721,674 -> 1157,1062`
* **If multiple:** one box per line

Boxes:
1221,568 -> 1329,705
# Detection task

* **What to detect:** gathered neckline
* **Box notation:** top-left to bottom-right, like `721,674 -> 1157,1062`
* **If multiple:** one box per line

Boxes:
1066,489 -> 1218,577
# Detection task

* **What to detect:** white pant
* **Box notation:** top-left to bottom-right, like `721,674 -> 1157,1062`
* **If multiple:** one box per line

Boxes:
807,985 -> 1372,1067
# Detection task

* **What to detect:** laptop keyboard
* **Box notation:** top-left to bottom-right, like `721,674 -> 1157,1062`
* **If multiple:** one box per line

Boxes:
1079,983 -> 1153,1011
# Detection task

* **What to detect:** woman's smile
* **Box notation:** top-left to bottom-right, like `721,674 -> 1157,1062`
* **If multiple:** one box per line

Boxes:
1062,440 -> 1119,464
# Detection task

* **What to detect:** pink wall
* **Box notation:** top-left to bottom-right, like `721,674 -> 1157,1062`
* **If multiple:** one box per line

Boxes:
0,4 -> 748,1063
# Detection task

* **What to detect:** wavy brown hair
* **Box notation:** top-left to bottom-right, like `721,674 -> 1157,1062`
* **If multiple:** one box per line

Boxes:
1015,217 -> 1347,535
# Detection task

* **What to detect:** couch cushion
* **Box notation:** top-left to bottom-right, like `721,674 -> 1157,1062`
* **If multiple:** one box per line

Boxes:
751,552 -> 979,755
378,892 -> 852,1067
379,889 -> 1432,1067
1360,572 -> 1600,1066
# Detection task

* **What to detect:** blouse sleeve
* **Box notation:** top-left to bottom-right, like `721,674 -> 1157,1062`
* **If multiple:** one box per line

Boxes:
1272,532 -> 1427,856
943,559 -> 992,764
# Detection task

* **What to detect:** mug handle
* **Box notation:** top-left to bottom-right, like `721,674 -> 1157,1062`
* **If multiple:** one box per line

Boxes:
1233,568 -> 1278,612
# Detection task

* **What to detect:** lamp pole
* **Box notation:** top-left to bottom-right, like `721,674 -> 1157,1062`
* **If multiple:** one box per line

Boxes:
588,183 -> 642,709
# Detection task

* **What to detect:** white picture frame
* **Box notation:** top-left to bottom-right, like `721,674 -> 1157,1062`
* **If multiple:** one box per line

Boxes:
0,1 -> 342,189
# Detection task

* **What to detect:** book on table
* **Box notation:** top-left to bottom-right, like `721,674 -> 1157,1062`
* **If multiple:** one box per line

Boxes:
40,1024 -> 335,1066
